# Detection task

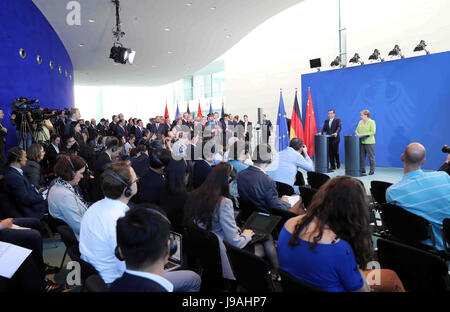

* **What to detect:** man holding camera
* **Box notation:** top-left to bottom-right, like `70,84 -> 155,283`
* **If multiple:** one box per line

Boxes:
267,138 -> 313,195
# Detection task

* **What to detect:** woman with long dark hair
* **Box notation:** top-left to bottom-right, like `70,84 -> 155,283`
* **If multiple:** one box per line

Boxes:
160,159 -> 189,233
278,176 -> 404,292
185,162 -> 279,278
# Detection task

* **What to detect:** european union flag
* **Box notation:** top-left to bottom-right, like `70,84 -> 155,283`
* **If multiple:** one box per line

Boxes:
209,102 -> 213,115
175,101 -> 180,120
275,90 -> 289,152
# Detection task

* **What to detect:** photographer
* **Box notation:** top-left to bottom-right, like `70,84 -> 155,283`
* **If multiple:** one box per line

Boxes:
10,110 -> 33,150
31,108 -> 54,144
267,138 -> 313,195
439,147 -> 450,175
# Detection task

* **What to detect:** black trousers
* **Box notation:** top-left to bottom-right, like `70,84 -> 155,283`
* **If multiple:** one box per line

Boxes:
0,218 -> 45,292
328,139 -> 340,169
0,140 -> 5,173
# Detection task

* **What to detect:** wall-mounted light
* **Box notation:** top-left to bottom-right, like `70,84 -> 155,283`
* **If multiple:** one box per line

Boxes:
368,49 -> 384,62
349,53 -> 364,65
413,40 -> 430,55
388,45 -> 404,59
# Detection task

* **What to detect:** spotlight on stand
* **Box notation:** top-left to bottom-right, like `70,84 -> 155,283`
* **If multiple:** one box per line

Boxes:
388,45 -> 404,59
368,49 -> 384,62
330,56 -> 345,68
349,53 -> 364,66
110,43 -> 136,65
109,0 -> 136,65
414,40 -> 430,55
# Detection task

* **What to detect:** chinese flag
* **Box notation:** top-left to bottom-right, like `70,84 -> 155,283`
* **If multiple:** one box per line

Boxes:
164,102 -> 169,124
304,88 -> 318,157
290,89 -> 304,141
197,101 -> 202,118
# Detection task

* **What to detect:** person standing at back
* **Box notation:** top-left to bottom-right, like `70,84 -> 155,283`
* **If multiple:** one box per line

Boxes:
320,109 -> 341,170
355,110 -> 376,175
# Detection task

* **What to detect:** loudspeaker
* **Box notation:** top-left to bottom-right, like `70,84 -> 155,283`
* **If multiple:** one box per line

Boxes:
257,108 -> 263,125
310,58 -> 322,69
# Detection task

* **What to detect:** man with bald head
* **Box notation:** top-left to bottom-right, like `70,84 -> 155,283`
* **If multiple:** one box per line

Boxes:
386,143 -> 450,251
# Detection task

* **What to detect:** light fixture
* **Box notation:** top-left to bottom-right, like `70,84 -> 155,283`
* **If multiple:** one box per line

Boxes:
79,43 -> 85,47
226,34 -> 231,39
185,2 -> 192,6
414,40 -> 430,55
349,53 -> 364,65
168,51 -> 175,54
109,0 -> 136,65
110,43 -> 136,64
210,7 -> 216,10
89,19 -> 95,23
368,49 -> 384,62
164,27 -> 171,31
388,45 -> 404,59
330,56 -> 345,68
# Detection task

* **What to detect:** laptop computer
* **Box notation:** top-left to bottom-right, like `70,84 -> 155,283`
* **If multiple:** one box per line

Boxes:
164,231 -> 182,272
242,211 -> 282,244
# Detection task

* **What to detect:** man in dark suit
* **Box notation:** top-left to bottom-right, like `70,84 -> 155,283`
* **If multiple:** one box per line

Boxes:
320,109 -> 342,170
3,147 -> 46,219
110,207 -> 175,292
108,115 -> 119,136
131,144 -> 150,178
96,119 -> 107,136
239,115 -> 252,144
237,144 -> 304,215
150,116 -> 166,136
117,119 -> 128,139
262,114 -> 273,145
43,134 -> 61,173
134,120 -> 144,142
0,109 -> 8,171
88,118 -> 98,141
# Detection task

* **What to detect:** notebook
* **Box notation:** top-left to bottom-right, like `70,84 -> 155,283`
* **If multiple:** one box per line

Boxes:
164,231 -> 182,272
242,212 -> 282,244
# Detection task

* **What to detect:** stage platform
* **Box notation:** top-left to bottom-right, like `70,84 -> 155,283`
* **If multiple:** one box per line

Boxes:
301,166 -> 405,195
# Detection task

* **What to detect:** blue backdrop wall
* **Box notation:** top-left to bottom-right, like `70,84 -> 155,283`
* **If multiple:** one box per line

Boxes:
301,52 -> 450,170
0,0 -> 74,151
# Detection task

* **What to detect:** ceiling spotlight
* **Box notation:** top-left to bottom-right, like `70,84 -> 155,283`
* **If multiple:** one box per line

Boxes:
109,0 -> 135,65
89,19 -> 95,23
388,45 -> 404,59
110,43 -> 136,65
414,40 -> 430,55
349,53 -> 364,65
368,49 -> 384,62
164,27 -> 171,32
330,56 -> 345,68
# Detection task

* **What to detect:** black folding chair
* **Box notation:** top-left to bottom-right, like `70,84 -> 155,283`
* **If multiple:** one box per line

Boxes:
85,275 -> 108,292
370,181 -> 393,208
275,182 -> 295,197
443,218 -> 450,258
379,203 -> 436,252
236,197 -> 260,225
294,171 -> 306,187
223,240 -> 274,292
307,171 -> 330,190
66,245 -> 100,290
184,225 -> 225,292
268,207 -> 297,239
278,268 -> 325,292
377,238 -> 449,292
298,186 -> 318,210
56,224 -> 79,269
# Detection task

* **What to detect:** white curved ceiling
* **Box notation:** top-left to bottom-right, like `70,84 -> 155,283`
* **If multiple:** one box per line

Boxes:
32,0 -> 304,87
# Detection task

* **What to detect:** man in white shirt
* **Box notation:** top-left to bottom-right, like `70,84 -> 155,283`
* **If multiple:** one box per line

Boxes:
79,161 -> 201,291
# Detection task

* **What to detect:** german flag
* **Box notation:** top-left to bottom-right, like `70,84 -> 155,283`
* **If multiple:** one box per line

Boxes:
290,89 -> 304,141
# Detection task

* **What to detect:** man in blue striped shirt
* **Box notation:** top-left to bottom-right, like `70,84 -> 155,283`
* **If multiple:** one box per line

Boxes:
386,143 -> 450,251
